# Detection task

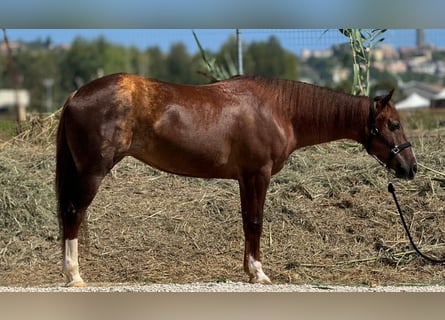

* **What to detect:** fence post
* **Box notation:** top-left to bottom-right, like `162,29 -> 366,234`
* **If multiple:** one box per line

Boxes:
236,29 -> 244,75
2,28 -> 24,132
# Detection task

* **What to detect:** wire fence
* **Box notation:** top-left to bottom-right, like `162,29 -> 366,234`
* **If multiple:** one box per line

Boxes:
242,29 -> 347,53
183,29 -> 445,56
186,29 -> 349,56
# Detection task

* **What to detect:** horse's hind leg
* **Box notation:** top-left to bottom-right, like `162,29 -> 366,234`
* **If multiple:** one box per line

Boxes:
60,171 -> 106,287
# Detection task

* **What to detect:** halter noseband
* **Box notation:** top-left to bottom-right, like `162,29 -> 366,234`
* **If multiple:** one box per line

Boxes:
365,98 -> 412,169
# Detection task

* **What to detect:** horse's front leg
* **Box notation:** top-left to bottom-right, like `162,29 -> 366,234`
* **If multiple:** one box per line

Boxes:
238,170 -> 272,284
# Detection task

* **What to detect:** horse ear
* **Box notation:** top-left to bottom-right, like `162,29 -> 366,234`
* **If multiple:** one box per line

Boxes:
375,89 -> 394,110
380,89 -> 394,108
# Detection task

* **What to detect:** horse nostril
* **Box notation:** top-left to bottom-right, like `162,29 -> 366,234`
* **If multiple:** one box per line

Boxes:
408,163 -> 418,179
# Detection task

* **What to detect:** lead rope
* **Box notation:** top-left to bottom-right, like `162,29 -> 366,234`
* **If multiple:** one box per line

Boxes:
387,178 -> 445,264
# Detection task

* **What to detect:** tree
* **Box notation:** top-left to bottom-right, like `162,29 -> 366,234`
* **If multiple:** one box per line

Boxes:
194,33 -> 300,82
165,42 -> 193,83
15,49 -> 60,112
102,43 -> 130,75
198,34 -> 299,81
145,46 -> 168,80
244,36 -> 298,80
304,56 -> 337,83
128,46 -> 148,77
59,37 -> 104,91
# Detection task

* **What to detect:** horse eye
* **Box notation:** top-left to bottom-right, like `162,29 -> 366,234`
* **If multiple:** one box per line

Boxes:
389,122 -> 400,131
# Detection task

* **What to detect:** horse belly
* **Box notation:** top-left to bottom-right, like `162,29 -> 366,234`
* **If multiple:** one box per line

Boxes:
131,128 -> 234,179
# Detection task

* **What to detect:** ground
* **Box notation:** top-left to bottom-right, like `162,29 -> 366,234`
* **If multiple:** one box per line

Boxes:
0,114 -> 444,287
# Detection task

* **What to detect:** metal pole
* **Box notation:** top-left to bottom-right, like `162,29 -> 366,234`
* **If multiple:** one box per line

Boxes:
236,29 -> 244,75
2,28 -> 22,132
43,78 -> 54,113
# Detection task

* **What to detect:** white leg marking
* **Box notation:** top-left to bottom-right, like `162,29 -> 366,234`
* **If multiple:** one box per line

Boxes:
63,239 -> 86,287
248,255 -> 272,284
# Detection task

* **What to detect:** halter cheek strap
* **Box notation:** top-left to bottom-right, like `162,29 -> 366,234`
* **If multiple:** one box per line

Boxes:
386,142 -> 412,167
366,98 -> 412,169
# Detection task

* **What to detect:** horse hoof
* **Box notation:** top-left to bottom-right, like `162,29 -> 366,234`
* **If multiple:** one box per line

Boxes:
249,276 -> 272,285
257,278 -> 272,285
65,280 -> 87,287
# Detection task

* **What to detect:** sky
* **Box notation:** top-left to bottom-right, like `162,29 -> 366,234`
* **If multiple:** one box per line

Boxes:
2,1 -> 445,54
2,1 -> 445,28
4,29 -> 445,56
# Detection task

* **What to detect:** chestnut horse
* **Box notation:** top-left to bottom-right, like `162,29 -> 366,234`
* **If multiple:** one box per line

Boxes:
56,73 -> 417,286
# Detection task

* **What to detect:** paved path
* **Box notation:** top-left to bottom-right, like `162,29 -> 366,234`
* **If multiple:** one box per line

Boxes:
1,282 -> 445,292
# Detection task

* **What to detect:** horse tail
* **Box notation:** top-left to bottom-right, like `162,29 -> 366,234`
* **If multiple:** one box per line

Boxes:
56,93 -> 76,218
55,91 -> 90,246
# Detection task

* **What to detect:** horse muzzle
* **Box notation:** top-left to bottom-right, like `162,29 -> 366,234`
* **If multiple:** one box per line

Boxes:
395,161 -> 418,180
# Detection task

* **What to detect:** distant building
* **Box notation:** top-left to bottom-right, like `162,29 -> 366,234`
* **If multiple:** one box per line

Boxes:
386,60 -> 408,74
373,44 -> 398,62
332,67 -> 350,83
436,60 -> 445,76
399,81 -> 443,100
431,89 -> 445,108
0,40 -> 24,55
395,93 -> 430,110
397,81 -> 445,110
0,89 -> 30,120
416,29 -> 426,48
300,48 -> 333,61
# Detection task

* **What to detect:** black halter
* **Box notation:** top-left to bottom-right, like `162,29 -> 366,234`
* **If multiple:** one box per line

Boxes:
365,98 -> 412,169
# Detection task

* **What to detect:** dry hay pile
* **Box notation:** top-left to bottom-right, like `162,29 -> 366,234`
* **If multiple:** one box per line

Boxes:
1,113 -> 445,287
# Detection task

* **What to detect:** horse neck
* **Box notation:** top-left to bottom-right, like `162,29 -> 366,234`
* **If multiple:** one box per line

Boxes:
287,84 -> 369,148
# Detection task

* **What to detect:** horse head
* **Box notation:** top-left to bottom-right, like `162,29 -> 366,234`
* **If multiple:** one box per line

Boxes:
365,89 -> 418,179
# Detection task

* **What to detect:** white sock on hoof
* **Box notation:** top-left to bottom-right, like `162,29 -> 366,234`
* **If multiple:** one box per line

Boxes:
248,255 -> 271,284
63,239 -> 85,286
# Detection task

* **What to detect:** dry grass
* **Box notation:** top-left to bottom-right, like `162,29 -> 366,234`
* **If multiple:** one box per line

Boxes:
1,113 -> 445,287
